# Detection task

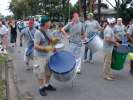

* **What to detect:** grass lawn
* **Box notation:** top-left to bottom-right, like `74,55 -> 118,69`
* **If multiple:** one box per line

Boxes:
0,55 -> 7,100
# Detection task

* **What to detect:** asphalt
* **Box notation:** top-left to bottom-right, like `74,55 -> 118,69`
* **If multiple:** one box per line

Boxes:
8,41 -> 133,100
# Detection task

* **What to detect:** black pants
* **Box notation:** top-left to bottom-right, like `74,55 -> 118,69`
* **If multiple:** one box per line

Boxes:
130,60 -> 133,71
84,46 -> 93,61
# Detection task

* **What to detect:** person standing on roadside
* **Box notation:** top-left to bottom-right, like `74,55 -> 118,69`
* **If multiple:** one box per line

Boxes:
9,20 -> 17,47
0,20 -> 8,50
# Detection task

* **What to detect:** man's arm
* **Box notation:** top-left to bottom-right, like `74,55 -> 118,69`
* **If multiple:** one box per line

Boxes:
104,29 -> 120,47
105,36 -> 120,47
96,21 -> 102,32
61,23 -> 70,38
34,44 -> 54,52
127,34 -> 133,43
127,25 -> 133,43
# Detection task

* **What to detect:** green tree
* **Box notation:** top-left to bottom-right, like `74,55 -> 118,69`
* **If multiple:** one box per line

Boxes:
9,0 -> 81,20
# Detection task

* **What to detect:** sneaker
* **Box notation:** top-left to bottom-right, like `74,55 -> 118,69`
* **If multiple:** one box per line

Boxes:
25,63 -> 32,71
89,60 -> 94,64
104,76 -> 116,81
76,68 -> 81,74
44,84 -> 56,91
25,65 -> 32,71
39,88 -> 47,96
82,59 -> 89,63
109,74 -> 117,79
25,67 -> 31,71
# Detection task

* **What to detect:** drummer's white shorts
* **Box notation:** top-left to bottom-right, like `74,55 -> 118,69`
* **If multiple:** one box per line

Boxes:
33,57 -> 51,79
69,43 -> 82,59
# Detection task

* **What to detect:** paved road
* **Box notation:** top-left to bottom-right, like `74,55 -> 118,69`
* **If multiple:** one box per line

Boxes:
9,43 -> 133,100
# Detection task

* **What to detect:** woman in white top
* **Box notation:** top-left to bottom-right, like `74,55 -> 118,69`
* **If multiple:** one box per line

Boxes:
0,20 -> 8,49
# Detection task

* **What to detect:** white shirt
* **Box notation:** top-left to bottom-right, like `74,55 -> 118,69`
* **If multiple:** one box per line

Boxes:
0,25 -> 8,35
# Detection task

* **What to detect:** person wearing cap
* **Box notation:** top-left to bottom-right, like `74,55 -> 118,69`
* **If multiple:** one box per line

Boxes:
61,12 -> 84,74
103,18 -> 120,81
114,18 -> 126,41
17,20 -> 26,33
20,19 -> 36,70
33,16 -> 56,96
127,22 -> 133,75
51,23 -> 64,43
83,12 -> 102,63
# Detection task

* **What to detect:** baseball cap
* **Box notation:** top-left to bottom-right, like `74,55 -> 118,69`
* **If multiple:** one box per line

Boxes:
117,18 -> 122,21
40,16 -> 50,26
107,17 -> 116,24
87,13 -> 94,17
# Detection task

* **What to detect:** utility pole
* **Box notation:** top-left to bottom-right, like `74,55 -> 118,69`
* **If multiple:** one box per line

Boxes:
98,0 -> 101,22
117,0 -> 120,17
68,2 -> 71,22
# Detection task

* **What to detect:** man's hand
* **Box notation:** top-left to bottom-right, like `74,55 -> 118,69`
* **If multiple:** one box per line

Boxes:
115,42 -> 120,48
51,37 -> 59,45
45,46 -> 54,52
64,34 -> 70,39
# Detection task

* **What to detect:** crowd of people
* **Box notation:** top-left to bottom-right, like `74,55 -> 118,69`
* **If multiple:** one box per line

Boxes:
0,12 -> 133,96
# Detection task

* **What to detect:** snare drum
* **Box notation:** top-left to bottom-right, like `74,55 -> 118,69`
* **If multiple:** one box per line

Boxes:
54,43 -> 64,51
48,51 -> 76,82
86,32 -> 103,52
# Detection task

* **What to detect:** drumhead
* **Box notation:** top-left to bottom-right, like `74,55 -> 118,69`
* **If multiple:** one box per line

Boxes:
48,51 -> 76,74
55,43 -> 64,49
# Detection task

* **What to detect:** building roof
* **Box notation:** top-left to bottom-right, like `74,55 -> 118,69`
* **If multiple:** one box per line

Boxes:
94,8 -> 116,14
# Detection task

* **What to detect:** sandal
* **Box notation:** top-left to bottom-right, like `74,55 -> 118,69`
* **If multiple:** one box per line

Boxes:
109,75 -> 117,79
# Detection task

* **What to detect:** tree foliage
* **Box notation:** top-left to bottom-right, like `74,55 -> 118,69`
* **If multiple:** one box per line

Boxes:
106,0 -> 133,23
9,0 -> 81,20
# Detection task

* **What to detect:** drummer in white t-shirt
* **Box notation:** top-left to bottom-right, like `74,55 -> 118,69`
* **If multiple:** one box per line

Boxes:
83,13 -> 102,63
61,12 -> 85,74
103,18 -> 120,81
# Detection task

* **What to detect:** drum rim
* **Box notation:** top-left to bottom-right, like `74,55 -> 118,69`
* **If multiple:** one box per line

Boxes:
87,33 -> 97,42
55,43 -> 64,49
49,63 -> 76,74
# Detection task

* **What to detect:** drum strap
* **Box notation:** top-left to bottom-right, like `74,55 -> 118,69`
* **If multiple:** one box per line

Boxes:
69,40 -> 82,47
40,29 -> 51,45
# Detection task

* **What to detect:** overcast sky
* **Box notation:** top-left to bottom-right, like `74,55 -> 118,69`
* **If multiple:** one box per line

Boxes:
0,0 -> 115,16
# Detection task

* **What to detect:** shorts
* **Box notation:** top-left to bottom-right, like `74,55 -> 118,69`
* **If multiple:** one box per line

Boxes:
24,48 -> 33,62
69,42 -> 82,59
33,57 -> 51,79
